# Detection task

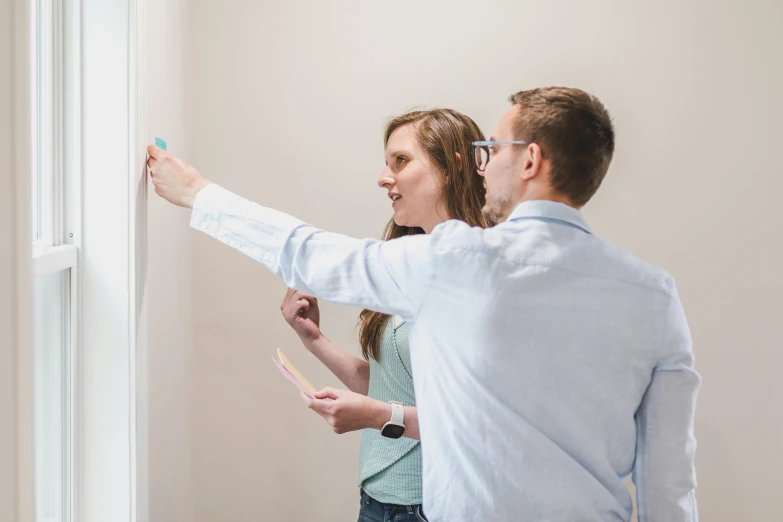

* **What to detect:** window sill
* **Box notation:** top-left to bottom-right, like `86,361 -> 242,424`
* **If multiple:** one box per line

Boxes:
33,244 -> 78,276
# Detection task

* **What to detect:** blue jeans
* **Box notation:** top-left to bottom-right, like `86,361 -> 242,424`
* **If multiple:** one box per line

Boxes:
357,489 -> 428,522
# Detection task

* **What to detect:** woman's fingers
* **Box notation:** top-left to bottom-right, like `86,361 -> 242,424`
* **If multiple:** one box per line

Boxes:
314,387 -> 340,400
281,288 -> 297,310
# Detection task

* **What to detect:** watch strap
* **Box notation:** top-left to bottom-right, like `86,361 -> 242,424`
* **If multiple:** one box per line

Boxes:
389,401 -> 404,425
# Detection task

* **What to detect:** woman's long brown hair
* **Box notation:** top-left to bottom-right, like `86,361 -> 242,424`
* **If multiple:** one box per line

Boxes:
358,109 -> 487,361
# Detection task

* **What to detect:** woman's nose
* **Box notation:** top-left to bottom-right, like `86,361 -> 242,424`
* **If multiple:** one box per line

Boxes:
378,168 -> 394,188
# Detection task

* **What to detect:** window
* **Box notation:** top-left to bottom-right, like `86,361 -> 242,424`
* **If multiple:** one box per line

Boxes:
31,1 -> 76,521
28,0 -> 148,520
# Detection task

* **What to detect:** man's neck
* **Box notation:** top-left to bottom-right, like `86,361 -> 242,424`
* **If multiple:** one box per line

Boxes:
515,191 -> 578,210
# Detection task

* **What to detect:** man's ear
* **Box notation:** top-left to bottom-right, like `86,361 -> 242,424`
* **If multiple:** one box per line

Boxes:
521,143 -> 544,181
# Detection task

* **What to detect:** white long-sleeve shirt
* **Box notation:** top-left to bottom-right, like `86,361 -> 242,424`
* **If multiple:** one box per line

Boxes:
191,183 -> 700,522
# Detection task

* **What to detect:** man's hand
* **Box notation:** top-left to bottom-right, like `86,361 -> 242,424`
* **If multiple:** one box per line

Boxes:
301,388 -> 391,435
147,144 -> 212,208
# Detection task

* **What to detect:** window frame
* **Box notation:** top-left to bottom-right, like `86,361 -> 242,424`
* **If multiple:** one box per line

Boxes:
24,0 -> 150,521
30,1 -> 77,521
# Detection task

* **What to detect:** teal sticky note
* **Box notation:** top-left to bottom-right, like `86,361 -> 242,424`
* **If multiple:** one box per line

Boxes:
155,137 -> 167,150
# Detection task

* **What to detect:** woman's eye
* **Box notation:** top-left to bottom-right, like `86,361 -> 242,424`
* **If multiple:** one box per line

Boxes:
488,146 -> 495,155
397,157 -> 406,165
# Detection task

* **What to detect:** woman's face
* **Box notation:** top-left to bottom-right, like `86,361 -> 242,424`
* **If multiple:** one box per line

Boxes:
378,124 -> 447,233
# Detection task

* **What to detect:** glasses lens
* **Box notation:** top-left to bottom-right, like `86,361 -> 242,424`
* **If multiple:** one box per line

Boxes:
475,146 -> 488,171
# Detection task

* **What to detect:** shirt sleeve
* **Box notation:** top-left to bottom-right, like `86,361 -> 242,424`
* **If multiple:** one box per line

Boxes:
189,183 -> 433,322
633,284 -> 701,522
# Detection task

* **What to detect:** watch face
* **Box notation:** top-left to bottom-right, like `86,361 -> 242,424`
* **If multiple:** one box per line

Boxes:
382,423 -> 405,439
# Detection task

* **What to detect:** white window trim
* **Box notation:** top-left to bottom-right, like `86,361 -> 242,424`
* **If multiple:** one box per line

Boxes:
33,245 -> 77,277
61,1 -> 82,516
76,0 -> 149,521
129,0 -> 149,520
17,0 -> 150,521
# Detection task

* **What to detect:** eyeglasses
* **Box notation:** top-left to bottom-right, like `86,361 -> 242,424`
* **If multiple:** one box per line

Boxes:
472,140 -> 529,173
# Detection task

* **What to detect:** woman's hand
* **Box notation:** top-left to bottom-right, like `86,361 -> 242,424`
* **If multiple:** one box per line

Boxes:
302,388 -> 390,435
280,288 -> 321,343
281,289 -> 371,395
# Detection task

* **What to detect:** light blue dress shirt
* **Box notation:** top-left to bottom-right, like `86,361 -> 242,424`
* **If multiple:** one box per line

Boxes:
191,184 -> 700,522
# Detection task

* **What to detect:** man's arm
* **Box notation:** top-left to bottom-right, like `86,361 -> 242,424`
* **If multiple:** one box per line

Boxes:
190,183 -> 433,321
633,285 -> 701,522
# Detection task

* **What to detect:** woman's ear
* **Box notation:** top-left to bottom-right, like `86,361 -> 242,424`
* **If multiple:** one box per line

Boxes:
448,151 -> 463,179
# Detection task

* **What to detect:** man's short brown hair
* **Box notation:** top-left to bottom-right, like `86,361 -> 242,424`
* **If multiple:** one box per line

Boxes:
508,87 -> 614,207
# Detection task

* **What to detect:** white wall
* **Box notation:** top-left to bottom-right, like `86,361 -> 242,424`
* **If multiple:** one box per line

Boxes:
191,0 -> 779,520
144,0 -> 195,521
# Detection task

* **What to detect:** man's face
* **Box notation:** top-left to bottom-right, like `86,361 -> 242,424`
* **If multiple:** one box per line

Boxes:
479,105 -> 527,226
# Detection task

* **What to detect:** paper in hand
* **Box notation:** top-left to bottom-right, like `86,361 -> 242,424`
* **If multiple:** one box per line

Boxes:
272,348 -> 317,399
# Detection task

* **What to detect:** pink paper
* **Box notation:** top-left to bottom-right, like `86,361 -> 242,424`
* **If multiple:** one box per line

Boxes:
272,356 -> 316,399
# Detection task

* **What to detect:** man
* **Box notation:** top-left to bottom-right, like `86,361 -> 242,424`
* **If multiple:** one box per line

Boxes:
148,87 -> 700,522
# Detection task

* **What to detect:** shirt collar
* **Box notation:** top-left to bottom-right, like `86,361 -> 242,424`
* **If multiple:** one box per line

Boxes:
505,200 -> 592,234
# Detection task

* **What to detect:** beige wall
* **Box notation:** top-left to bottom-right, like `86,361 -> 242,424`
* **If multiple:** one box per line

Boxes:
1,0 -> 19,519
1,0 -> 33,521
184,1 -> 783,521
145,0 -> 195,521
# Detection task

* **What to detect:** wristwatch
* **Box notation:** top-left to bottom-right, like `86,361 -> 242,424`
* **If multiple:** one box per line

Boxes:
381,401 -> 406,439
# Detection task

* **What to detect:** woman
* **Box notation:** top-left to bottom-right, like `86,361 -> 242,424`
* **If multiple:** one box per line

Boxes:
280,108 -> 487,522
